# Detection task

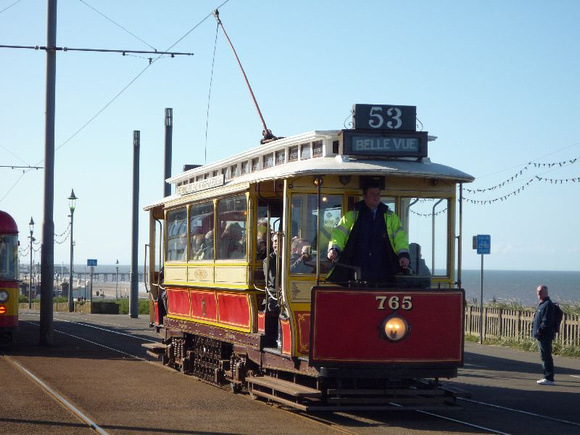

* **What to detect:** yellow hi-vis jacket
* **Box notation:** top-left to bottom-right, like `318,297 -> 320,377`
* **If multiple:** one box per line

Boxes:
328,208 -> 409,258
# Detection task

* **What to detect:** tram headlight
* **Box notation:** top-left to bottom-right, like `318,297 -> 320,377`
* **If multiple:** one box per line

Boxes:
379,314 -> 410,342
0,290 -> 9,303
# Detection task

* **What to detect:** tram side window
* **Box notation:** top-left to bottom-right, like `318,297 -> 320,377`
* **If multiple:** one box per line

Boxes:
290,194 -> 342,274
403,197 -> 449,276
0,235 -> 18,279
190,202 -> 215,261
166,208 -> 187,262
217,195 -> 247,260
256,200 -> 282,261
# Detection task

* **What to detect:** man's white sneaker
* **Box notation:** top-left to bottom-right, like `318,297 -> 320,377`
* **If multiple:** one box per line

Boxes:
537,379 -> 555,385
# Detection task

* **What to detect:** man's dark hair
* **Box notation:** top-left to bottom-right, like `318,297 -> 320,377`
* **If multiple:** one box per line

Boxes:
362,180 -> 382,194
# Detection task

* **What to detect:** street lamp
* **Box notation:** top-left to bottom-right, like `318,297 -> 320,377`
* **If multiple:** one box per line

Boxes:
68,189 -> 78,312
115,259 -> 119,300
28,217 -> 34,309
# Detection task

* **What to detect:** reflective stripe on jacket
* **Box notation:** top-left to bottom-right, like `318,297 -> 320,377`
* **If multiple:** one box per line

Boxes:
328,207 -> 409,257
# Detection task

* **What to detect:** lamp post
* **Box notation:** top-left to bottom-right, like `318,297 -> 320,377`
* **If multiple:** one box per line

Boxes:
28,217 -> 35,309
115,259 -> 119,300
68,189 -> 78,312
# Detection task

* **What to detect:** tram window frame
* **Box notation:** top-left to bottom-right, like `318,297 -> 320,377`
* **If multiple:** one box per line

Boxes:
402,197 -> 450,277
0,235 -> 18,280
166,207 -> 188,262
289,193 -> 343,275
256,199 -> 283,262
216,195 -> 248,261
189,201 -> 215,261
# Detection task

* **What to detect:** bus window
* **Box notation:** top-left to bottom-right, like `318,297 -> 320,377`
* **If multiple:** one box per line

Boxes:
290,194 -> 342,274
217,195 -> 247,260
166,208 -> 187,262
403,197 -> 449,276
190,201 -> 214,261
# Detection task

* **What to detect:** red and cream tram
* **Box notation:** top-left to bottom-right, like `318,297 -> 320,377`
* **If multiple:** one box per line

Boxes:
145,104 -> 474,410
0,210 -> 19,344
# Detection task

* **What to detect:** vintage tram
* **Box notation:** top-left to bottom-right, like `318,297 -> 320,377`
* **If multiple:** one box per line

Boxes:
0,210 -> 19,344
145,104 -> 474,410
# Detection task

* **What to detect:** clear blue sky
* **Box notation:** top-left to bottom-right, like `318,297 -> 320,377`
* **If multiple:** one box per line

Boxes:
1,0 -> 579,272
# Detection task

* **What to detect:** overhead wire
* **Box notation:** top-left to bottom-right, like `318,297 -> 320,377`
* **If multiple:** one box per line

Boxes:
204,19 -> 220,165
0,0 -> 232,203
78,0 -> 158,51
48,0 -> 231,158
0,0 -> 22,14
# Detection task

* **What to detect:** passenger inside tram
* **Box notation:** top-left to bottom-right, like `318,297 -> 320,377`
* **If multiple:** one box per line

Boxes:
218,222 -> 245,259
289,237 -> 314,274
409,242 -> 431,276
193,230 -> 214,260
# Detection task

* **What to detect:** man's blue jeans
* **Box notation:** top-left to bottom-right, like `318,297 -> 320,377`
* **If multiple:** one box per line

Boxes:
537,339 -> 554,381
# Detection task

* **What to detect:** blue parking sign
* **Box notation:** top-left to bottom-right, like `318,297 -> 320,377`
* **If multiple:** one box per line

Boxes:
476,235 -> 491,255
87,259 -> 98,267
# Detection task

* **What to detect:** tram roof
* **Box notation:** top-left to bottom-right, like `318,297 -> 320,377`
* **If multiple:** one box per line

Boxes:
146,130 -> 474,210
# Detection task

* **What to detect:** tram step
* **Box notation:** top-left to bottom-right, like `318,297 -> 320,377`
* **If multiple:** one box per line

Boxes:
142,342 -> 167,358
248,376 -> 322,398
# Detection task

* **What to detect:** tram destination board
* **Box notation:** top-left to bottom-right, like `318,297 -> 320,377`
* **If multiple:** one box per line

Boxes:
353,104 -> 416,131
339,129 -> 428,158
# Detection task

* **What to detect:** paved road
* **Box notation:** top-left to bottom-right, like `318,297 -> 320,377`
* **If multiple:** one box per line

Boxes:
2,310 -> 579,434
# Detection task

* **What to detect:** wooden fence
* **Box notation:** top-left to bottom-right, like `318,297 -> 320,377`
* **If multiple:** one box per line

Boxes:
465,305 -> 580,346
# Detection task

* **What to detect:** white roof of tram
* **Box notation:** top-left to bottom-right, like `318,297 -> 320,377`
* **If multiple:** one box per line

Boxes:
146,129 -> 474,210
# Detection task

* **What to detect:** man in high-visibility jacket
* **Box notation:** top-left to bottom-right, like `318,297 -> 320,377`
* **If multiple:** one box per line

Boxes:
327,182 -> 410,284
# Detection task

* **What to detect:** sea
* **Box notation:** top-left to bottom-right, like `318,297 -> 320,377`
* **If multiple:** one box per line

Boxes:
60,265 -> 580,308
461,269 -> 580,307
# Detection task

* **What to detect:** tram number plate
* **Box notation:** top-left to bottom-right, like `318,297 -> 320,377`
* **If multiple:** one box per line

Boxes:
353,104 -> 416,131
376,295 -> 413,311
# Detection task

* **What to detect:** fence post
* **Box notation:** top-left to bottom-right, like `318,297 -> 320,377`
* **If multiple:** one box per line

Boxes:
482,307 -> 487,341
498,308 -> 503,337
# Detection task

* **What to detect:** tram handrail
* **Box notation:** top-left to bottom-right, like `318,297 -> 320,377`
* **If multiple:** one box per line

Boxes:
143,243 -> 150,293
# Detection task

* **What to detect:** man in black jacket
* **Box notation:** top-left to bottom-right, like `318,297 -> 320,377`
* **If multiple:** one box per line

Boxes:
532,285 -> 556,385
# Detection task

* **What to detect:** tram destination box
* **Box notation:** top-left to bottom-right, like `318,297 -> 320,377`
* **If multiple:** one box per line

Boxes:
353,104 -> 417,131
339,129 -> 428,158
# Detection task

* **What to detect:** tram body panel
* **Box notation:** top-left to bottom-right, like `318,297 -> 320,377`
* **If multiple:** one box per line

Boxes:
310,287 -> 464,364
0,281 -> 19,330
0,210 -> 19,343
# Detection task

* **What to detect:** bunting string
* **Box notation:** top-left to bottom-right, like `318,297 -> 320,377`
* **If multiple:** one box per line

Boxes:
464,158 -> 578,195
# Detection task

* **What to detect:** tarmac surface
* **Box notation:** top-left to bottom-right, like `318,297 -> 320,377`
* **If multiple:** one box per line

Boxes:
2,310 -> 579,434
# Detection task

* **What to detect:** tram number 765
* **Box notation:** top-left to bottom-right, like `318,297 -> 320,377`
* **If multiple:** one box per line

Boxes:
376,295 -> 413,311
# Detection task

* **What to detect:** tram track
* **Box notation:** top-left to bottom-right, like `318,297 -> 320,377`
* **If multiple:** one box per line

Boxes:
457,397 -> 580,430
12,314 -> 580,434
1,352 -> 107,434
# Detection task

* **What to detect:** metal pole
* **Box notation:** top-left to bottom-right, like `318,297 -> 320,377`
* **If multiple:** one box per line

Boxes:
115,259 -> 119,300
130,131 -> 140,318
164,108 -> 173,198
90,266 -> 94,303
68,190 -> 77,312
40,0 -> 57,346
68,208 -> 74,311
29,218 -> 34,309
479,254 -> 484,344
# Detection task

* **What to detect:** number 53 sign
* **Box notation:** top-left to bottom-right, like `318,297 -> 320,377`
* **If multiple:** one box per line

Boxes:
353,104 -> 417,131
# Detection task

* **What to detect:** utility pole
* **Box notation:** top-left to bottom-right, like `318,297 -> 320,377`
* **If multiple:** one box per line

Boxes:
164,108 -> 173,197
39,0 -> 57,346
130,131 -> 140,318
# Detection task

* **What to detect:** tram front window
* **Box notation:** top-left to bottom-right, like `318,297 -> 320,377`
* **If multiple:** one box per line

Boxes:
290,194 -> 342,275
0,235 -> 18,279
403,197 -> 450,276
